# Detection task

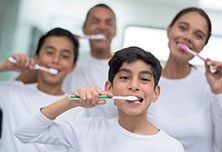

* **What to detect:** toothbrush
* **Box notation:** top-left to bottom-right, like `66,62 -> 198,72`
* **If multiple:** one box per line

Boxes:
177,43 -> 207,62
68,95 -> 140,102
8,56 -> 58,75
80,34 -> 105,40
178,43 -> 222,73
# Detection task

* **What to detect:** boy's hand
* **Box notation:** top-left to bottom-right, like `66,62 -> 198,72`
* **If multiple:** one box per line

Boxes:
205,60 -> 222,94
6,54 -> 35,72
71,85 -> 112,108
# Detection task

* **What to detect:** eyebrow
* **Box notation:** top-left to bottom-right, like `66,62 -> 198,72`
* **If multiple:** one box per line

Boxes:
45,46 -> 55,50
118,68 -> 153,76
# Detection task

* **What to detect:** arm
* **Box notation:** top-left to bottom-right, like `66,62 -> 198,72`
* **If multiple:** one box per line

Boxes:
211,94 -> 222,151
15,86 -> 110,144
205,60 -> 222,150
0,54 -> 35,73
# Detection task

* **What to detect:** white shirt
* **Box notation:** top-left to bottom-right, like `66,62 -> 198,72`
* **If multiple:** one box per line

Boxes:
148,68 -> 222,152
15,111 -> 185,152
62,52 -> 117,118
0,81 -> 86,152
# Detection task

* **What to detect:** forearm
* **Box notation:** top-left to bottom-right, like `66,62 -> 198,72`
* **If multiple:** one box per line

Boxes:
15,111 -> 71,147
212,94 -> 222,150
41,96 -> 79,120
0,61 -> 10,72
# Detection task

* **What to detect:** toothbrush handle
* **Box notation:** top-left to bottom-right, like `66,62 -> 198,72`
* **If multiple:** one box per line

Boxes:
8,57 -> 17,63
68,95 -> 110,100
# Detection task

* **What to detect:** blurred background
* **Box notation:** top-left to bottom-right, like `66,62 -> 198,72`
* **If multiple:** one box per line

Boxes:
0,0 -> 222,80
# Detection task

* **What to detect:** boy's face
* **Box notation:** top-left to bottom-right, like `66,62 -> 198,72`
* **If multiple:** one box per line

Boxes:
105,60 -> 160,116
36,36 -> 75,85
83,7 -> 116,51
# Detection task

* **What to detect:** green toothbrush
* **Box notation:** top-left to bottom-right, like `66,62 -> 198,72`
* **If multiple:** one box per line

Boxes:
68,95 -> 139,102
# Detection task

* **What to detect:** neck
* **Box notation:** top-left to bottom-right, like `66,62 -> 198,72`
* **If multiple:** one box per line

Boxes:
37,80 -> 64,96
162,57 -> 191,79
118,111 -> 159,135
90,47 -> 112,59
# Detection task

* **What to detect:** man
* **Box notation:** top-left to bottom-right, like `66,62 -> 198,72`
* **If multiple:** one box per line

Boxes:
62,3 -> 117,118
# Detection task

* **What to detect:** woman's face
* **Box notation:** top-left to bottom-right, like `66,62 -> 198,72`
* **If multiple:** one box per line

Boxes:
167,11 -> 209,62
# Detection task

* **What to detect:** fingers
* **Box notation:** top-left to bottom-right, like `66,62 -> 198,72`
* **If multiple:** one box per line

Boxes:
206,59 -> 222,74
10,54 -> 35,70
72,85 -> 107,108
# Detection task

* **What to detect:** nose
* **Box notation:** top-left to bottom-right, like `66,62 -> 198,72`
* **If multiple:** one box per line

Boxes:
96,21 -> 108,32
128,77 -> 140,91
183,30 -> 193,43
52,54 -> 60,64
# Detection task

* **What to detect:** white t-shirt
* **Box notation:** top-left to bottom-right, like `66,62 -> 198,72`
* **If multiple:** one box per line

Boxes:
148,68 -> 222,152
62,52 -> 117,118
0,81 -> 86,152
15,111 -> 185,152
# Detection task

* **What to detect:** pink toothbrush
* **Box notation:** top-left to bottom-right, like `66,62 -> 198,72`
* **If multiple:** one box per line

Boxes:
178,43 -> 222,73
177,43 -> 207,62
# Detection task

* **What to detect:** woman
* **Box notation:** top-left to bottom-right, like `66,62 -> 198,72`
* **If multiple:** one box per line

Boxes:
148,7 -> 222,152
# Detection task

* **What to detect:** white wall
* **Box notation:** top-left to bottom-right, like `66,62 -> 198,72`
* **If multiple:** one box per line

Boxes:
0,0 -> 222,80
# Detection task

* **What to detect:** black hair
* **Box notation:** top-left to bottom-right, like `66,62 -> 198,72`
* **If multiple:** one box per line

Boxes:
83,3 -> 116,29
35,27 -> 79,64
108,46 -> 162,87
169,7 -> 211,44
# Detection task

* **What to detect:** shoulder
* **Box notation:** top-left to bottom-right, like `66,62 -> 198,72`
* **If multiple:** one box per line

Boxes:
0,80 -> 25,89
158,130 -> 184,151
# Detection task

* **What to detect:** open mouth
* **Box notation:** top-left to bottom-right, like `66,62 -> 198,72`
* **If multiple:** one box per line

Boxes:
127,97 -> 143,103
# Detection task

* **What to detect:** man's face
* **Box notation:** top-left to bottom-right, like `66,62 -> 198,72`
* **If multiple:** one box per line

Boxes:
83,7 -> 116,51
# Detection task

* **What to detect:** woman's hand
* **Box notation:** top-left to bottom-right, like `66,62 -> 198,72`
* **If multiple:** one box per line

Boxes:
205,60 -> 222,94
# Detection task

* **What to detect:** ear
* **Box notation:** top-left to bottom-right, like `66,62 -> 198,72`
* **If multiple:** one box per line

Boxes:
105,81 -> 112,92
152,85 -> 160,103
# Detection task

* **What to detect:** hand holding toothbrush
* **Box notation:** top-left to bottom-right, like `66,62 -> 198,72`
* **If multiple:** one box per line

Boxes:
68,85 -> 112,108
1,54 -> 35,73
177,43 -> 222,73
205,60 -> 222,94
178,43 -> 222,94
8,55 -> 58,75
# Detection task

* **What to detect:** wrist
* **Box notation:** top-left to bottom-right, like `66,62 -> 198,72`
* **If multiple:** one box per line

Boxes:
0,61 -> 10,72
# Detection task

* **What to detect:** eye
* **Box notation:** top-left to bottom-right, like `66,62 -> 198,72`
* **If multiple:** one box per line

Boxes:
194,32 -> 205,40
61,53 -> 71,59
90,18 -> 100,25
106,19 -> 114,27
140,75 -> 152,83
178,25 -> 187,32
45,49 -> 54,55
119,75 -> 130,81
